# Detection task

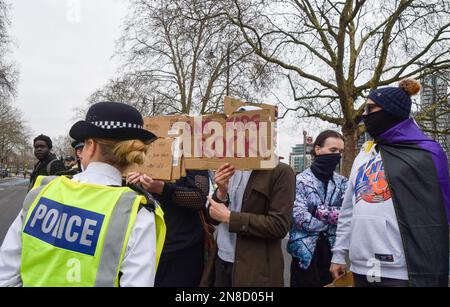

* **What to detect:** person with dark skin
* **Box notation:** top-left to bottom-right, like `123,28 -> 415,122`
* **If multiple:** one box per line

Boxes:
28,135 -> 65,190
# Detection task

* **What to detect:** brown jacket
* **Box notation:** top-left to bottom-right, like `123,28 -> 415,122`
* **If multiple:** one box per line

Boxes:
201,162 -> 295,287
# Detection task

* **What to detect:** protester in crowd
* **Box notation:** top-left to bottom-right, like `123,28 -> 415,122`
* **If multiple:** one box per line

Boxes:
287,130 -> 348,287
203,160 -> 296,287
64,156 -> 76,169
127,170 -> 210,287
0,102 -> 165,287
330,79 -> 450,287
28,134 -> 65,190
73,140 -> 84,170
56,140 -> 84,176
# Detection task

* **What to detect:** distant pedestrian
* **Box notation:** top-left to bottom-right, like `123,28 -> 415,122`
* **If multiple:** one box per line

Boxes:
56,140 -> 84,177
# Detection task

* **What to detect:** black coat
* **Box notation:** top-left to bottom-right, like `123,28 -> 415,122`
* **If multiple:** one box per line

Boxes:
378,119 -> 449,287
28,153 -> 65,190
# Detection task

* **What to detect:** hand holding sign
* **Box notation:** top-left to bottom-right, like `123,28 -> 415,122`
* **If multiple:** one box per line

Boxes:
214,163 -> 235,200
208,196 -> 231,224
126,171 -> 165,195
330,263 -> 347,280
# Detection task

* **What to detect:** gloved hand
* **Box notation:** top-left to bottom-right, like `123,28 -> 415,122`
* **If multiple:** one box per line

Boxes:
315,205 -> 340,225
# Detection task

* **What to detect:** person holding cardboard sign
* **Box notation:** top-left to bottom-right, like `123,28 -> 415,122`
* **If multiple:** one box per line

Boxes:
127,169 -> 210,287
204,161 -> 296,287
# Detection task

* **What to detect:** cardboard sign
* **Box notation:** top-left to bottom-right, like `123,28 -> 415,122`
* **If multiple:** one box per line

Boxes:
129,97 -> 279,181
324,272 -> 354,287
182,109 -> 277,170
124,137 -> 175,181
224,96 -> 278,118
144,114 -> 191,139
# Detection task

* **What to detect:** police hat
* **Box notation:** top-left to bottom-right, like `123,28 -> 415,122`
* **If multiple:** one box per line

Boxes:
71,140 -> 84,150
64,156 -> 76,161
69,102 -> 157,143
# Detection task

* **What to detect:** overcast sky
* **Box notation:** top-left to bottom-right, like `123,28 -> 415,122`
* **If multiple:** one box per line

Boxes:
8,0 -> 304,159
10,0 -> 127,138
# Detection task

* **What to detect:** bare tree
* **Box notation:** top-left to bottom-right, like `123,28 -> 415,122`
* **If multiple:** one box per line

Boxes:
52,135 -> 74,160
413,73 -> 450,160
6,141 -> 34,176
0,0 -> 17,103
87,74 -> 166,116
0,101 -> 29,174
219,0 -> 450,175
0,1 -> 22,176
108,0 -> 276,115
414,72 -> 450,135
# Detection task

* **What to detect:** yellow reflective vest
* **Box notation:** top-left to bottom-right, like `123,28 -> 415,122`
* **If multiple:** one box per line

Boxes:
20,176 -> 166,287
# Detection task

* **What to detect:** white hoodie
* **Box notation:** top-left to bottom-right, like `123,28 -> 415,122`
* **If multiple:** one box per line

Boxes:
332,141 -> 408,280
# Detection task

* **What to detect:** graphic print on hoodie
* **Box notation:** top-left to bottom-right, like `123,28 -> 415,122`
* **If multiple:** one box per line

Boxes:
355,156 -> 392,204
350,147 -> 408,280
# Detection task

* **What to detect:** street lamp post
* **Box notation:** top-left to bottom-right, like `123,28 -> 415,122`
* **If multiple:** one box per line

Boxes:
226,44 -> 231,96
302,131 -> 307,172
207,47 -> 231,97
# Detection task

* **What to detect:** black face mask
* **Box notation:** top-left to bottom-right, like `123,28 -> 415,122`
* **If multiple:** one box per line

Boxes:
362,110 -> 403,140
311,153 -> 341,182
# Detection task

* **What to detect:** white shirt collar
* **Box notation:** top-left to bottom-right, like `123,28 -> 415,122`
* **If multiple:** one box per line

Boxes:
72,162 -> 123,186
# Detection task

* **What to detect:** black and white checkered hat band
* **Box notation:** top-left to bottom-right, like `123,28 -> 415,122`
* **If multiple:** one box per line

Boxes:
91,121 -> 143,129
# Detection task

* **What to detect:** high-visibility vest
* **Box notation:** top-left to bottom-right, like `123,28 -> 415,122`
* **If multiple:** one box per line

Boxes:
20,175 -> 166,287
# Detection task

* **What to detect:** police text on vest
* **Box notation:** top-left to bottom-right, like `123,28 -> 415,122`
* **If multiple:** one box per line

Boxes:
24,197 -> 104,256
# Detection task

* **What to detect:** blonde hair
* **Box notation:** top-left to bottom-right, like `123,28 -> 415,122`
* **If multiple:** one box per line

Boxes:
94,138 -> 148,170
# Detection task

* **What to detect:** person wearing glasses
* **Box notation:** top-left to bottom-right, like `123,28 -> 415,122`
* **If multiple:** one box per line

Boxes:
330,79 -> 450,287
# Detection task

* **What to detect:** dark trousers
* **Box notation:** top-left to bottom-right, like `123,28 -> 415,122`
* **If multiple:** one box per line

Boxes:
155,242 -> 204,287
290,234 -> 333,287
214,257 -> 234,287
353,273 -> 409,287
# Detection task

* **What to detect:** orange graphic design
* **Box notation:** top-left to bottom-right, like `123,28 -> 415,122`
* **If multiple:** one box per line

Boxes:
355,159 -> 392,204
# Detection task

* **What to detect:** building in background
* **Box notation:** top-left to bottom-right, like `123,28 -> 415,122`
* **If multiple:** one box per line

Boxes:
290,144 -> 306,174
357,128 -> 371,152
290,131 -> 314,174
420,74 -> 450,168
289,142 -> 313,174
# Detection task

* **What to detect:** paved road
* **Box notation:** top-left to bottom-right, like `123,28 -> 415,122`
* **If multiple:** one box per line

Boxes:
0,178 -> 28,245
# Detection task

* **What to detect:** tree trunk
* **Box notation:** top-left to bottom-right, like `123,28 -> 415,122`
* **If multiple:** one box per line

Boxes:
341,125 -> 359,177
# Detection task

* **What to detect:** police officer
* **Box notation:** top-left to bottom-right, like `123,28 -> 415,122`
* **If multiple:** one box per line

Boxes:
0,102 -> 166,287
55,141 -> 84,176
